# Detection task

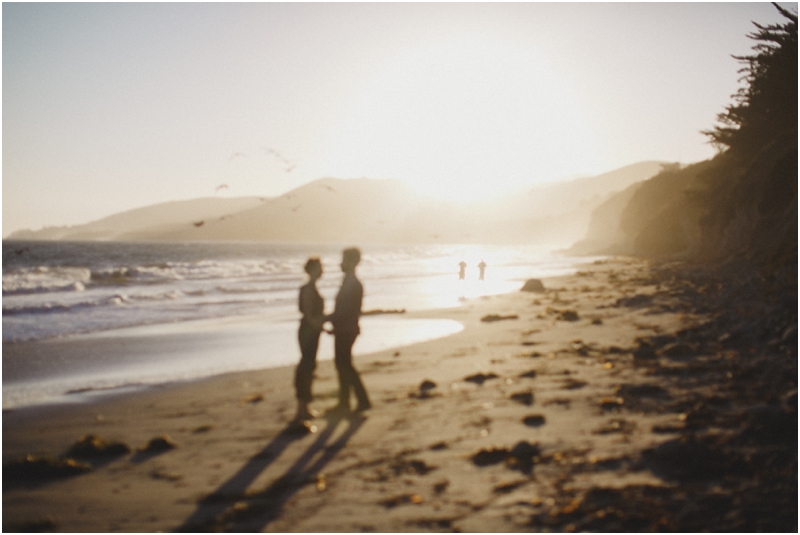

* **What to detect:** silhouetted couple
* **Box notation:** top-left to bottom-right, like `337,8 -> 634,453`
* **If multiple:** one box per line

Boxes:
295,247 -> 370,421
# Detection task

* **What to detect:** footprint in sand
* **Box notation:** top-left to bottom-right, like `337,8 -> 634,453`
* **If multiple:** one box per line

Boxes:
379,493 -> 425,508
592,418 -> 636,435
556,309 -> 580,321
561,378 -> 588,390
389,458 -> 437,476
493,480 -> 528,494
510,391 -> 534,406
543,398 -> 571,408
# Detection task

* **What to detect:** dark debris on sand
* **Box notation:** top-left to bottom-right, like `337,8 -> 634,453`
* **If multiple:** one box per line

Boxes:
480,314 -> 519,322
525,260 -> 797,532
3,517 -> 58,533
3,455 -> 91,490
64,434 -> 131,461
138,435 -> 179,454
3,434 -> 133,491
409,380 -> 440,399
471,441 -> 541,474
463,372 -> 499,385
509,390 -> 534,406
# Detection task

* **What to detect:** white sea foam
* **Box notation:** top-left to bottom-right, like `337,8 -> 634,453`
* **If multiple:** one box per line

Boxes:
3,242 -> 584,343
2,266 -> 91,295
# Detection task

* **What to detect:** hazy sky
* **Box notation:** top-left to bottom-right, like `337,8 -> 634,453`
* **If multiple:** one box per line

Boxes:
3,2 -> 794,235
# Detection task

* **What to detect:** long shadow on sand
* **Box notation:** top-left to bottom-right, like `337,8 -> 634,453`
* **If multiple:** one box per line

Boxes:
176,413 -> 364,532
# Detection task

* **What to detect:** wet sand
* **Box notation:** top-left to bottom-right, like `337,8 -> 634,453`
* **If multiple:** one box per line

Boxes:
3,257 -> 796,532
2,313 -> 463,409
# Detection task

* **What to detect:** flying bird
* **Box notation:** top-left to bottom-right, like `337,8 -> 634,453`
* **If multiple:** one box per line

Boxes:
193,221 -> 205,227
215,184 -> 229,194
263,147 -> 287,161
263,147 -> 298,173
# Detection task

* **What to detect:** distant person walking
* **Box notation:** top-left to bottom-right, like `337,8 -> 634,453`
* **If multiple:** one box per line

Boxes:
295,257 -> 324,421
478,260 -> 487,281
458,261 -> 467,280
325,247 -> 371,414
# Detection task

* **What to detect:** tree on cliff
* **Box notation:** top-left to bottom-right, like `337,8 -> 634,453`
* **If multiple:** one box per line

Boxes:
577,4 -> 797,265
705,3 -> 798,155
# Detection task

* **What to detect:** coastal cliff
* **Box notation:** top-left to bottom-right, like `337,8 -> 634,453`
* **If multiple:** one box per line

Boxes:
573,6 -> 797,275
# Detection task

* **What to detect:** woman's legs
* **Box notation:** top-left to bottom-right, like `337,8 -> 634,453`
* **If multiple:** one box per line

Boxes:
295,324 -> 320,418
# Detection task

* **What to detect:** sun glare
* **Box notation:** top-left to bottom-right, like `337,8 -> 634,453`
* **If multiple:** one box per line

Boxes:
320,37 -> 600,203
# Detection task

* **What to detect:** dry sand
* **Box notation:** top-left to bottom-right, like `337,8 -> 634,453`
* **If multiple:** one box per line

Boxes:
3,257 -> 796,532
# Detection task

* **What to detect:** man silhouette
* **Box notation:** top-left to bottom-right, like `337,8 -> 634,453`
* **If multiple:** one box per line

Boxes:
325,248 -> 371,414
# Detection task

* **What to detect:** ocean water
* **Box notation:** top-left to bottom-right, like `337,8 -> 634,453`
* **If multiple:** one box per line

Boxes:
3,241 -> 586,408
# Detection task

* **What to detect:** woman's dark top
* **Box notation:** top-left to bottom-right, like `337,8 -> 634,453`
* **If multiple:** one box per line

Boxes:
299,282 -> 324,330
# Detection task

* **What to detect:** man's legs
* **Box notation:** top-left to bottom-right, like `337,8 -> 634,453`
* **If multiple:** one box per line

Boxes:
334,333 -> 371,411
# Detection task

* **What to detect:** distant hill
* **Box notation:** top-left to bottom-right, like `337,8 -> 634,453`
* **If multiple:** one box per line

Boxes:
497,161 -> 668,219
482,161 -> 666,245
7,197 -> 265,241
6,162 -> 666,246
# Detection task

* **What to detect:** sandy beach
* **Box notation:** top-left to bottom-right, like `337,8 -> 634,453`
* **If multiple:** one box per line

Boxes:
3,257 -> 796,532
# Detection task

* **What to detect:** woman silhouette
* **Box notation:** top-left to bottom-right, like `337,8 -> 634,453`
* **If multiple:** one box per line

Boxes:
295,257 -> 324,421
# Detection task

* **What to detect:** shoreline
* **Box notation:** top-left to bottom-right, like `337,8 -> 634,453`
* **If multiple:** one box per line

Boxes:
3,257 -> 796,532
2,309 -> 465,411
